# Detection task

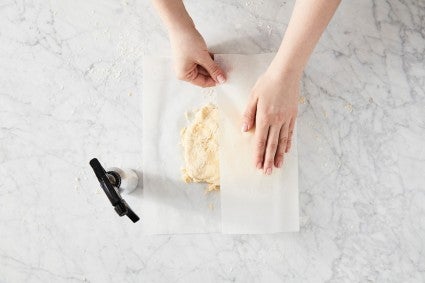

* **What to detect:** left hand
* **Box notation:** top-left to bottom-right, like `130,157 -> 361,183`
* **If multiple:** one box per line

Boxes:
242,69 -> 299,175
169,28 -> 226,88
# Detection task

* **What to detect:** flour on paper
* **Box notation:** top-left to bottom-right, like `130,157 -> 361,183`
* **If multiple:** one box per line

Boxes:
180,103 -> 220,191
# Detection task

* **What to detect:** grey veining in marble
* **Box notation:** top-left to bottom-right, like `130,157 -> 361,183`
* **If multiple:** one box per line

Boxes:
0,0 -> 424,282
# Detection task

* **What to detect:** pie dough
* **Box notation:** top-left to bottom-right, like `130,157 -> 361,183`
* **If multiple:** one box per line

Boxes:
181,104 -> 220,191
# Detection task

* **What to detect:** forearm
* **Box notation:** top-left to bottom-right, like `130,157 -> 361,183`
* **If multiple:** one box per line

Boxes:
269,0 -> 341,79
152,0 -> 195,34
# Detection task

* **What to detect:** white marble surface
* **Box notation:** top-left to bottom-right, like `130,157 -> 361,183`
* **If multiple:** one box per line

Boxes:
0,0 -> 424,282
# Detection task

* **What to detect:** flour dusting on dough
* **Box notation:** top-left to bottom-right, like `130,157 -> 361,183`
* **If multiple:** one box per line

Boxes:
181,104 -> 220,191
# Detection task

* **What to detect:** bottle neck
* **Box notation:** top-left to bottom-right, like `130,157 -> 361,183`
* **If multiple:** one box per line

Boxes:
106,170 -> 121,188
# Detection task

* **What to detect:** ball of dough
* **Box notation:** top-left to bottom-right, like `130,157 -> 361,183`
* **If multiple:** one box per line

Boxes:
181,104 -> 220,191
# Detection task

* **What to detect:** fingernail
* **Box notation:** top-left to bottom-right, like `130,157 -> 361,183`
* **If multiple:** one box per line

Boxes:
265,168 -> 272,175
217,74 -> 225,84
241,123 -> 248,132
277,160 -> 283,168
256,162 -> 262,169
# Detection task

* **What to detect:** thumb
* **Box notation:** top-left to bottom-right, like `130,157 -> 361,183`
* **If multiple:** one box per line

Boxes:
242,94 -> 257,132
199,55 -> 226,84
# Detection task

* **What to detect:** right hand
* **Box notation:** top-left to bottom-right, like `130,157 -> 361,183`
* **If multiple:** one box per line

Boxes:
242,69 -> 299,175
169,28 -> 226,88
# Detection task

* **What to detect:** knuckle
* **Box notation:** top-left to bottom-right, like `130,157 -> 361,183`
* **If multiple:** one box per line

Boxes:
243,110 -> 254,120
259,117 -> 271,126
249,92 -> 258,102
268,142 -> 278,150
263,112 -> 285,125
275,111 -> 286,122
256,139 -> 267,149
265,113 -> 275,122
206,63 -> 220,75
279,136 -> 288,144
276,152 -> 284,158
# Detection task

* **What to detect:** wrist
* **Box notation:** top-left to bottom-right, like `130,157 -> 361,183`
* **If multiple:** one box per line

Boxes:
154,0 -> 196,38
266,44 -> 307,82
166,17 -> 196,37
266,61 -> 302,83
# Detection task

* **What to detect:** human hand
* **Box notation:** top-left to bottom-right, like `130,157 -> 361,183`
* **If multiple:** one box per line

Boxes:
169,28 -> 226,88
242,70 -> 299,175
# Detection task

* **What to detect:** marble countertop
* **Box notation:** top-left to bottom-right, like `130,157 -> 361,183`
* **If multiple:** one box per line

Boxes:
1,0 -> 424,282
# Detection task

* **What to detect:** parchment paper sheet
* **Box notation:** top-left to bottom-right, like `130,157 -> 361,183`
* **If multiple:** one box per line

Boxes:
142,54 -> 299,234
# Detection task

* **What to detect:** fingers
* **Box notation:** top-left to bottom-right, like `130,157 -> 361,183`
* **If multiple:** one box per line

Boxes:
263,125 -> 281,175
286,118 -> 295,153
254,120 -> 269,170
242,93 -> 258,132
190,72 -> 216,88
197,66 -> 209,76
199,55 -> 226,84
274,123 -> 289,168
179,66 -> 216,88
175,52 -> 225,87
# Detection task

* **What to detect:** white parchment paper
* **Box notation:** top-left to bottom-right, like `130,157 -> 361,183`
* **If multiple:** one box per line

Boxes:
142,54 -> 299,234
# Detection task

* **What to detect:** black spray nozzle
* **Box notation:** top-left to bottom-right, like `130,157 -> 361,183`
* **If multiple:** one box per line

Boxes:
89,158 -> 140,223
89,158 -> 107,181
